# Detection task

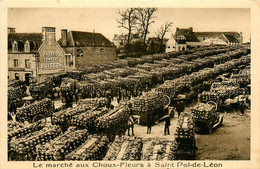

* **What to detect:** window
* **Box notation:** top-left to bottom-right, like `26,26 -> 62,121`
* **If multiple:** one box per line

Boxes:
25,59 -> 30,68
15,73 -> 19,80
12,41 -> 18,52
24,41 -> 30,52
14,59 -> 18,67
100,48 -> 104,53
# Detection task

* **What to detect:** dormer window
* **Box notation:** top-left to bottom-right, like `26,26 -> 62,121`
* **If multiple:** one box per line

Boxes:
12,41 -> 18,52
24,40 -> 30,52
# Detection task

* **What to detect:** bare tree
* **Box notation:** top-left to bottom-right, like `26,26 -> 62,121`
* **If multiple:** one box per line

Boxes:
155,22 -> 173,53
136,8 -> 157,45
116,8 -> 138,52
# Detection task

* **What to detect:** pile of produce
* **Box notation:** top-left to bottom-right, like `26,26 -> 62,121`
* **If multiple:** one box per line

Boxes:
8,121 -> 25,132
66,70 -> 84,80
210,86 -> 239,98
60,77 -> 77,93
52,105 -> 93,126
8,79 -> 25,88
36,127 -> 88,161
174,113 -> 196,160
77,98 -> 108,107
82,72 -> 112,82
142,140 -> 178,161
174,113 -> 195,142
16,98 -> 54,122
71,108 -> 109,129
29,80 -> 53,93
76,81 -> 95,97
190,103 -> 217,120
198,91 -> 224,103
10,125 -> 61,154
8,86 -> 24,105
104,136 -> 143,161
132,92 -> 165,113
95,107 -> 130,130
8,123 -> 41,142
65,135 -> 109,160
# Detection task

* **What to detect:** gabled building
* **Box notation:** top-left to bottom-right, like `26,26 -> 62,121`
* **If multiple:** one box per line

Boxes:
171,27 -> 243,52
8,27 -> 42,84
37,27 -> 66,82
58,29 -> 117,68
194,32 -> 243,46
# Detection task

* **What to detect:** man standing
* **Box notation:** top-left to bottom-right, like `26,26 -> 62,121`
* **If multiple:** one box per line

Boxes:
164,115 -> 170,135
128,115 -> 135,136
147,116 -> 152,134
240,101 -> 246,116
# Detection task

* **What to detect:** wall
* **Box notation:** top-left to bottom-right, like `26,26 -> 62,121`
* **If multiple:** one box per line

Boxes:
8,53 -> 36,81
63,46 -> 117,68
175,43 -> 187,51
37,37 -> 65,82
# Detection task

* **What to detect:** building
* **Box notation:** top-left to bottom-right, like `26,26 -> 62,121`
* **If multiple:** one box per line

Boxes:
37,27 -> 66,82
171,27 -> 243,52
147,37 -> 169,53
194,32 -> 243,46
173,27 -> 201,51
58,29 -> 117,68
8,27 -> 42,84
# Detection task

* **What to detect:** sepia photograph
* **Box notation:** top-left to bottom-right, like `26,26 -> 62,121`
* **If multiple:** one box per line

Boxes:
1,1 -> 259,168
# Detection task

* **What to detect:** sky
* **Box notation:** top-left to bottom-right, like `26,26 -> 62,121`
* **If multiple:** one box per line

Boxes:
8,8 -> 250,42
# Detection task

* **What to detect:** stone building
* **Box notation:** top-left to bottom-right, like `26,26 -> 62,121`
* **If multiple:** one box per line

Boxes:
37,27 -> 66,82
7,27 -> 42,84
58,29 -> 117,68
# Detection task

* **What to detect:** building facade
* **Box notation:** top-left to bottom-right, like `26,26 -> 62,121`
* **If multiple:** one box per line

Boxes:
37,27 -> 66,82
58,29 -> 117,68
8,27 -> 42,84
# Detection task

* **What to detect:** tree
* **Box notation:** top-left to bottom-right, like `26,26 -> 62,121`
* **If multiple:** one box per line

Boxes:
155,22 -> 173,53
136,8 -> 157,45
117,8 -> 138,53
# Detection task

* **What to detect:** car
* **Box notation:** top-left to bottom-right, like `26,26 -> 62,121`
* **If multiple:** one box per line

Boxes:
194,101 -> 224,134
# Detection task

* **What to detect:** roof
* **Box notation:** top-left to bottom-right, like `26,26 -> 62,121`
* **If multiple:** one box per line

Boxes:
8,33 -> 42,52
174,28 -> 199,42
194,32 -> 240,37
224,34 -> 239,43
64,31 -> 113,47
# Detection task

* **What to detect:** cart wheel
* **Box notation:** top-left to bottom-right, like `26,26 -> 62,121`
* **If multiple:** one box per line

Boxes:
163,95 -> 171,108
32,114 -> 46,128
207,122 -> 213,134
207,101 -> 218,111
154,116 -> 160,125
9,151 -> 24,161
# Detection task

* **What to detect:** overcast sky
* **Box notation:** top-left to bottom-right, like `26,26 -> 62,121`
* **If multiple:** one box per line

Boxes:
8,8 -> 250,42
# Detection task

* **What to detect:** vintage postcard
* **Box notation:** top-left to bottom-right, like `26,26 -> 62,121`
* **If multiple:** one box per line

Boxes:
1,0 -> 260,169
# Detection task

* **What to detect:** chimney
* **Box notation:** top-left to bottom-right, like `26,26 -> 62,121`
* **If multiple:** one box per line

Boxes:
190,27 -> 193,33
8,27 -> 15,34
61,29 -> 67,46
42,27 -> 56,42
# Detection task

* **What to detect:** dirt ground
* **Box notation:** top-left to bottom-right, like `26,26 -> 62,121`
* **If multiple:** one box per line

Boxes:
195,109 -> 250,160
53,97 -> 250,160
132,109 -> 250,160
